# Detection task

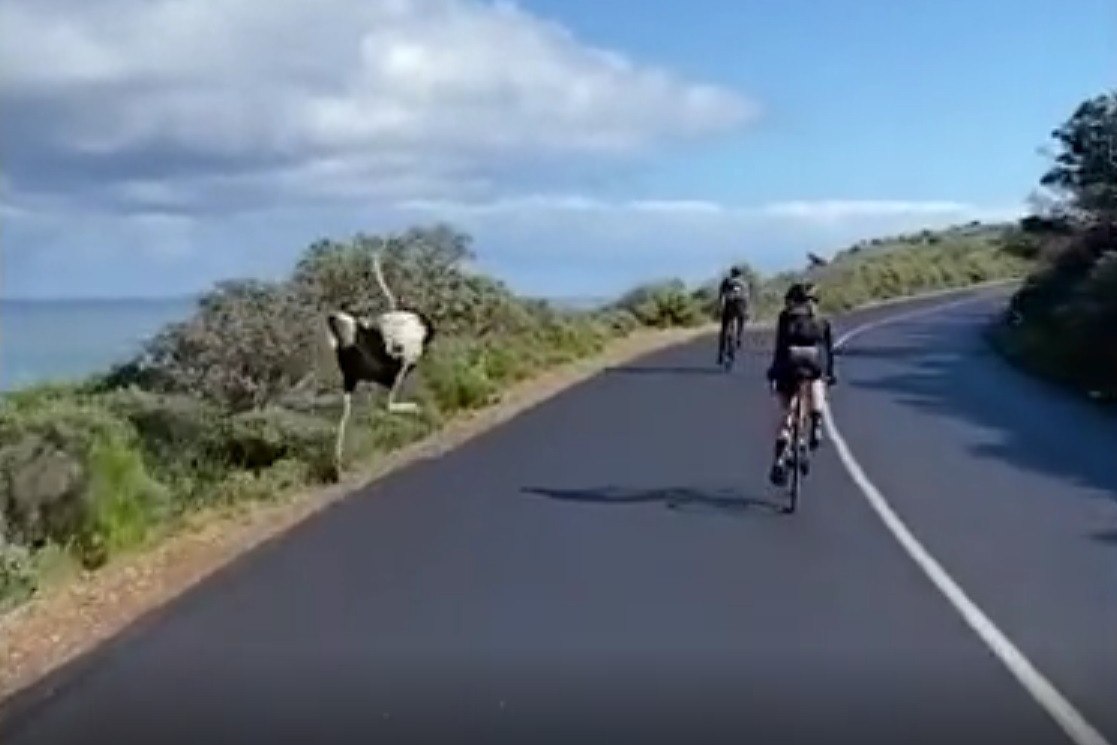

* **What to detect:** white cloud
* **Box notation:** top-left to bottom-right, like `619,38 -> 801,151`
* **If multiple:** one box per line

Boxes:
391,193 -> 1025,273
757,199 -> 973,222
2,193 -> 1028,298
0,0 -> 1031,300
394,194 -> 1019,224
0,0 -> 756,212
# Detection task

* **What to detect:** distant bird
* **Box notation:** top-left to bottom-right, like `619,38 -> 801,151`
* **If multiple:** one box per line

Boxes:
325,252 -> 436,474
807,252 -> 829,268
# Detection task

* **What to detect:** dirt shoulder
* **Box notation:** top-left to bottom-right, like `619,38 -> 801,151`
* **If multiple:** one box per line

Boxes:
0,322 -> 718,704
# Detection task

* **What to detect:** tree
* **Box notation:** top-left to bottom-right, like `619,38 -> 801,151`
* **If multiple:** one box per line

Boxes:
137,280 -> 321,411
1039,90 -> 1117,222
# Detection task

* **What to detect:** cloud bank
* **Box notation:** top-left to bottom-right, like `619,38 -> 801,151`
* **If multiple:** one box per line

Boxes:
0,0 -> 1020,299
0,0 -> 755,215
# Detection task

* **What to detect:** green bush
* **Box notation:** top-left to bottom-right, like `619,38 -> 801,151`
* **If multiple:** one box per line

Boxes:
535,317 -> 611,363
100,389 -> 225,472
81,436 -> 171,567
135,280 -> 322,411
811,238 -> 1028,313
219,408 -> 336,476
0,398 -> 133,546
613,279 -> 706,328
0,541 -> 37,611
0,395 -> 171,569
597,309 -> 641,335
421,338 -> 501,414
994,89 -> 1117,400
211,458 -> 311,506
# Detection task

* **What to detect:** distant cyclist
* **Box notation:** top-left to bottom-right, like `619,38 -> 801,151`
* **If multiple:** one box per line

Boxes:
765,282 -> 836,486
717,266 -> 750,364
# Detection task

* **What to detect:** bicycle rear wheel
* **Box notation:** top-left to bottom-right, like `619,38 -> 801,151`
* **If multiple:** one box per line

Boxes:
724,321 -> 736,370
720,317 -> 737,370
786,381 -> 811,512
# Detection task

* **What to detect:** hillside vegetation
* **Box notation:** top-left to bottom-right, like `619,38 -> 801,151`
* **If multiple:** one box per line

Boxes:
807,223 -> 1028,313
1,211 -> 1030,610
990,89 -> 1117,403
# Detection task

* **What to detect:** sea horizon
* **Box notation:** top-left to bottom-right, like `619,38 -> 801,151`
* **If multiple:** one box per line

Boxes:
0,296 -> 199,393
0,293 -> 610,393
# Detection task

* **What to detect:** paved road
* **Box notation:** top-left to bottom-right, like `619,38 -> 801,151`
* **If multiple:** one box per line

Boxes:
2,288 -> 1114,745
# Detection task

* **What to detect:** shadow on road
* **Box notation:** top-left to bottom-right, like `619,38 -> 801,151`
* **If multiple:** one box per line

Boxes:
522,485 -> 787,516
1089,529 -> 1117,546
848,305 -> 1117,503
603,365 -> 727,377
605,350 -> 770,378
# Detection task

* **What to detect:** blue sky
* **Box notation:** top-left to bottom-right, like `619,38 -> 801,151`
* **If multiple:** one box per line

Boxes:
1,0 -> 1112,299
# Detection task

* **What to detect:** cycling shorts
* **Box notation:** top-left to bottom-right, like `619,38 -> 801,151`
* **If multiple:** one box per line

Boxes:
773,345 -> 823,397
721,301 -> 748,320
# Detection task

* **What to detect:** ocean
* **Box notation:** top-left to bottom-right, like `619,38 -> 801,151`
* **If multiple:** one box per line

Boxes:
0,294 -> 607,394
0,297 -> 198,393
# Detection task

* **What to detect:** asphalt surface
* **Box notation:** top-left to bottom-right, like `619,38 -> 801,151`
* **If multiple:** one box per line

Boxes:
2,287 -> 1114,745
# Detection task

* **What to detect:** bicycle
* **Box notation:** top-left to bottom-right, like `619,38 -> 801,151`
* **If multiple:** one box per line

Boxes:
776,375 -> 833,513
720,319 -> 737,370
718,313 -> 745,371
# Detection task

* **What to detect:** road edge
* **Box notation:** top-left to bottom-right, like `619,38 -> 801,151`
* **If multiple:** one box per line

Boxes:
984,321 -> 1116,410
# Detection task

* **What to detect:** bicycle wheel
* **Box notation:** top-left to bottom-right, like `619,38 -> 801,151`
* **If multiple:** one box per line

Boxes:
723,319 -> 736,370
787,389 -> 802,513
787,380 -> 812,512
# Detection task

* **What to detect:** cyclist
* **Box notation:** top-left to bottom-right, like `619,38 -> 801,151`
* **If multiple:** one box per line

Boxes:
716,266 -> 750,364
765,281 -> 837,486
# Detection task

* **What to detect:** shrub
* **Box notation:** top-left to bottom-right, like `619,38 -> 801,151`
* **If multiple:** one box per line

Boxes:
218,407 -> 338,483
421,338 -> 500,414
0,541 -> 37,610
614,279 -> 705,328
211,458 -> 311,506
0,397 -> 134,546
596,308 -> 641,335
0,395 -> 170,568
133,280 -> 322,411
992,88 -> 1117,400
101,389 -> 225,469
81,436 -> 171,566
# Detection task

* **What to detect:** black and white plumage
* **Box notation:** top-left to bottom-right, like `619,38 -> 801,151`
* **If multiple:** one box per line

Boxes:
326,253 -> 436,472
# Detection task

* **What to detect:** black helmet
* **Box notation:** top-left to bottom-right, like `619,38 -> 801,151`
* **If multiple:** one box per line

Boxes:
729,266 -> 742,278
784,282 -> 816,305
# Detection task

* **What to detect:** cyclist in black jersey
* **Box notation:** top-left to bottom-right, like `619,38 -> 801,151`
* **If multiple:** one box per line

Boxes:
716,266 -> 750,364
765,282 -> 837,486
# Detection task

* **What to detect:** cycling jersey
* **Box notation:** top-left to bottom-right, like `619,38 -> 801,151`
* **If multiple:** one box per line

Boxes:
719,275 -> 746,303
768,304 -> 834,386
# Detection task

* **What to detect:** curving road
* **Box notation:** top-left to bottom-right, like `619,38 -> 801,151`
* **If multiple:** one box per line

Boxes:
1,287 -> 1115,745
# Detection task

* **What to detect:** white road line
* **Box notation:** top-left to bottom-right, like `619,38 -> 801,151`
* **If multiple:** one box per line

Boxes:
834,291 -> 1002,349
824,292 -> 1113,745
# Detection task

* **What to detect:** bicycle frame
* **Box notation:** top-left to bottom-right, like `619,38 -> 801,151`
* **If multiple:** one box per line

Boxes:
783,379 -> 813,513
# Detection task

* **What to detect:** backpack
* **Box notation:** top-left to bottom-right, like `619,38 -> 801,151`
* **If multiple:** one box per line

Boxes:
784,305 -> 822,346
724,277 -> 748,303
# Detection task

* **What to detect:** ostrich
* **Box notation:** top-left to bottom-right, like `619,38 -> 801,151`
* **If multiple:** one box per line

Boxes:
325,252 -> 436,473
